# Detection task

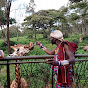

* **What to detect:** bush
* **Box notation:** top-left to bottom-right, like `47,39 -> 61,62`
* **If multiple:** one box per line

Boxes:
63,33 -> 69,38
83,34 -> 88,40
1,41 -> 15,47
72,39 -> 79,44
27,33 -> 33,39
43,34 -> 48,38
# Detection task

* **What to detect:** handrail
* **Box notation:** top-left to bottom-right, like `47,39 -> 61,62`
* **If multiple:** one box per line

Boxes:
0,55 -> 54,61
0,54 -> 88,88
0,54 -> 88,61
0,54 -> 88,65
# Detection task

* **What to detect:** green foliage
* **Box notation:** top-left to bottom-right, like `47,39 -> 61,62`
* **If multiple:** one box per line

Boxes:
83,34 -> 88,40
43,33 -> 48,38
27,33 -> 33,39
69,13 -> 80,21
9,26 -> 21,38
0,34 -> 88,87
0,41 -> 15,53
20,63 -> 52,88
69,0 -> 83,3
1,41 -> 15,47
72,39 -> 79,44
76,2 -> 88,9
0,30 -> 2,38
63,33 -> 69,38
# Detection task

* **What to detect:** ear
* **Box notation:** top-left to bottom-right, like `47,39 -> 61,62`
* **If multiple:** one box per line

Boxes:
10,46 -> 17,51
10,46 -> 14,49
29,42 -> 33,47
29,42 -> 34,50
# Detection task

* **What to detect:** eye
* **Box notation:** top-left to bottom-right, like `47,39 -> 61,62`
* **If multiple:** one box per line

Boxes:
17,48 -> 19,51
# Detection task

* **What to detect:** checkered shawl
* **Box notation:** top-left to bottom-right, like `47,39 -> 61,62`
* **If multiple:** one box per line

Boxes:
52,41 -> 78,87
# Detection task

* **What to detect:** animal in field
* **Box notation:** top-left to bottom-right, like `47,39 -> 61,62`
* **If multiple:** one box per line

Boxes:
8,42 -> 34,88
82,46 -> 88,51
83,46 -> 88,51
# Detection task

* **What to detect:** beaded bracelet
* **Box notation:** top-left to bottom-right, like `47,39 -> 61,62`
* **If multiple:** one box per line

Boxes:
59,60 -> 69,66
39,44 -> 44,48
39,44 -> 47,50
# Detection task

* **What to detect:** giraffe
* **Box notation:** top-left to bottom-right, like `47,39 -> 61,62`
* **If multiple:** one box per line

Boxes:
8,42 -> 34,88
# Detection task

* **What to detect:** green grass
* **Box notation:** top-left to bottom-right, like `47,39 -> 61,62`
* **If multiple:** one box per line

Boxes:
0,34 -> 88,56
0,34 -> 88,87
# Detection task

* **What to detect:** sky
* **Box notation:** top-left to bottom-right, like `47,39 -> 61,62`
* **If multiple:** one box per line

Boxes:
10,0 -> 69,25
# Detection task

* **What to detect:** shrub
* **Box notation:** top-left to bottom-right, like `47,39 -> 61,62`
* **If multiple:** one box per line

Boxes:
63,33 -> 69,38
72,39 -> 79,44
1,41 -> 15,47
43,34 -> 48,38
27,33 -> 33,39
83,34 -> 88,40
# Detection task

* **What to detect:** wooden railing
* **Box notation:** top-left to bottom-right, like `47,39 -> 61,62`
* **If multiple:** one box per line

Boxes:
0,54 -> 88,88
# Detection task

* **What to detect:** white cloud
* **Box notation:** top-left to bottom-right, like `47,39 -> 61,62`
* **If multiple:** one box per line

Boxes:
10,0 -> 69,24
35,0 -> 69,11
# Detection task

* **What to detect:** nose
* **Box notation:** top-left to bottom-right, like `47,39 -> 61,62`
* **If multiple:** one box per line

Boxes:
50,37 -> 52,41
50,37 -> 53,40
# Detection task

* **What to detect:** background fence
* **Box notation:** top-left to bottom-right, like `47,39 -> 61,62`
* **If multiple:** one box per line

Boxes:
0,54 -> 88,88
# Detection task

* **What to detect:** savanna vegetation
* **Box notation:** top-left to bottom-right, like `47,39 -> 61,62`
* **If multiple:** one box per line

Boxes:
0,0 -> 88,88
0,33 -> 88,88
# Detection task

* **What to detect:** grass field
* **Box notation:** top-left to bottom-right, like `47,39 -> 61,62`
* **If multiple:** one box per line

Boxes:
0,34 -> 88,56
0,34 -> 88,87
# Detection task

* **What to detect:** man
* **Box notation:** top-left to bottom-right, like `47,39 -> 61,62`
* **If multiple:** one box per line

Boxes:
36,30 -> 78,88
0,50 -> 4,59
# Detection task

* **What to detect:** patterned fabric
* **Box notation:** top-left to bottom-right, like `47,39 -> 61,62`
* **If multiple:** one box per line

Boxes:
51,41 -> 78,88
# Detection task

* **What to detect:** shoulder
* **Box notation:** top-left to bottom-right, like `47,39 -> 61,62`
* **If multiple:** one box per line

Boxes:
61,42 -> 70,50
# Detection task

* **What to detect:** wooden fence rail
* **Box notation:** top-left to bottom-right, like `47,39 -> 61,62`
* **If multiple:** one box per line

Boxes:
0,54 -> 88,88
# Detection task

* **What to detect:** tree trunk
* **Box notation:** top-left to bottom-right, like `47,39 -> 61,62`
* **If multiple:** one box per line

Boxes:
0,21 -> 6,42
1,27 -> 6,43
17,31 -> 19,41
48,26 -> 51,35
82,17 -> 86,36
6,1 -> 12,54
33,25 -> 36,40
34,28 -> 36,40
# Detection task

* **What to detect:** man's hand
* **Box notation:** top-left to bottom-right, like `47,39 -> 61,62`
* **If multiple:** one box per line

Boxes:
0,50 -> 4,59
46,59 -> 69,66
46,59 -> 58,66
35,41 -> 41,45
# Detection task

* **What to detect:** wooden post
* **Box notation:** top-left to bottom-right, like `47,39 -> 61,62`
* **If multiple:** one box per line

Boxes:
7,61 -> 10,88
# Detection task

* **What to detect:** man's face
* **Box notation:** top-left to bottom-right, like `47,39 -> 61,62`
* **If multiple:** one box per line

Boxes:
50,36 -> 56,44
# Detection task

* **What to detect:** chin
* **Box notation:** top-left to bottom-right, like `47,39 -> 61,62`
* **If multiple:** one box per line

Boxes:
51,42 -> 56,45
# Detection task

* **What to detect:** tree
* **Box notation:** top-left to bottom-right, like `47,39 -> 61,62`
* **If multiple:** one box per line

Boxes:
26,0 -> 36,15
69,1 -> 88,35
0,0 -> 15,54
23,10 -> 57,39
0,0 -> 6,7
69,0 -> 83,3
6,0 -> 12,54
9,26 -> 21,40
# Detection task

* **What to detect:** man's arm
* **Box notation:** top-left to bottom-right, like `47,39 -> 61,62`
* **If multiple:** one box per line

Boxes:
64,44 -> 75,64
46,43 -> 75,66
35,41 -> 55,55
43,48 -> 55,55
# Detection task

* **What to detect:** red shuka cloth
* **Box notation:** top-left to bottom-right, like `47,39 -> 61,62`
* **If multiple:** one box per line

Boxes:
53,41 -> 78,87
